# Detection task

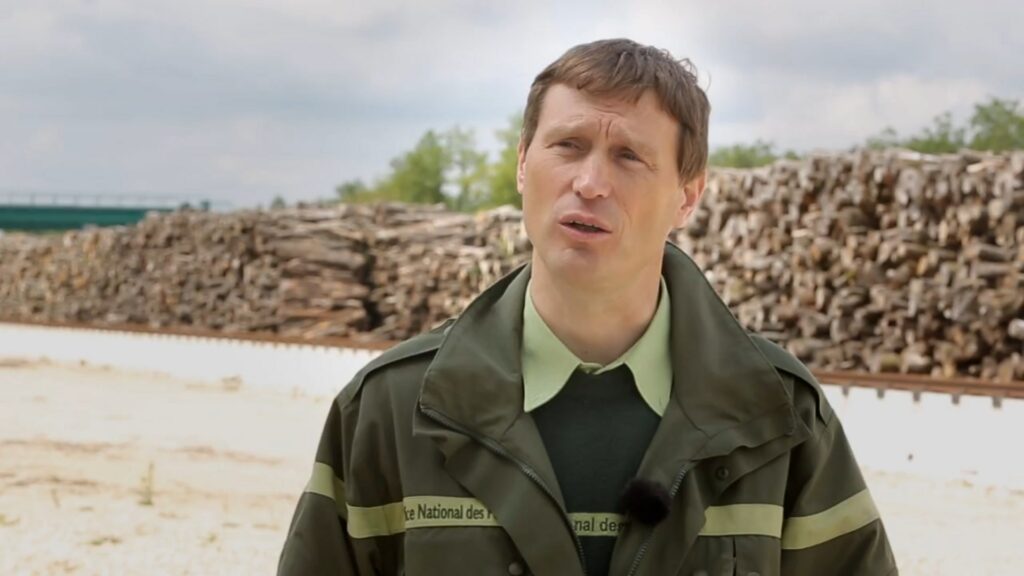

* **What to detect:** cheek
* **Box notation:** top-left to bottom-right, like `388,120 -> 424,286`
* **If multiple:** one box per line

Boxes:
626,191 -> 680,241
519,186 -> 550,240
524,164 -> 573,210
532,156 -> 577,188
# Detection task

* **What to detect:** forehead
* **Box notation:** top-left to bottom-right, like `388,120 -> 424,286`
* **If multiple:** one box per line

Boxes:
536,84 -> 678,144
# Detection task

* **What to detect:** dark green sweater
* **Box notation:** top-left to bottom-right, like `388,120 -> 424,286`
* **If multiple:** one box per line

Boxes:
531,365 -> 661,576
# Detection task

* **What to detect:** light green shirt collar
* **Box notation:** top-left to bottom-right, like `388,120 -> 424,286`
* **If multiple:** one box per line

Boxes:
521,278 -> 672,416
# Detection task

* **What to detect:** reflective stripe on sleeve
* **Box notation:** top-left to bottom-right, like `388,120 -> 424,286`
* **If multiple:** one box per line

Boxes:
347,501 -> 408,538
303,462 -> 347,519
781,489 -> 880,550
699,503 -> 784,538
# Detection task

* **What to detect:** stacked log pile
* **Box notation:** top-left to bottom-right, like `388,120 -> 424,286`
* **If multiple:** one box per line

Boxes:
253,205 -> 375,338
0,203 -> 529,342
365,204 -> 530,340
0,207 -> 376,339
673,149 -> 1024,381
0,149 -> 1021,380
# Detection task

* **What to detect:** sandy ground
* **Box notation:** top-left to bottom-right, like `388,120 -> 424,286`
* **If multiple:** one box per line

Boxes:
0,358 -> 1021,575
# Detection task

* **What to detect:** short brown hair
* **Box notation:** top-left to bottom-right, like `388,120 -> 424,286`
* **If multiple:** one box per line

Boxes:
521,38 -> 710,183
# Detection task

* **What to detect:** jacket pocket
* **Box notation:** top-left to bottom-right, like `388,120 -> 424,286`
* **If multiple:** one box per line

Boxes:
403,527 -> 527,576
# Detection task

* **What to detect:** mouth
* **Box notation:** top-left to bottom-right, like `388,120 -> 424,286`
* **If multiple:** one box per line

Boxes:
559,215 -> 611,235
563,221 -> 607,233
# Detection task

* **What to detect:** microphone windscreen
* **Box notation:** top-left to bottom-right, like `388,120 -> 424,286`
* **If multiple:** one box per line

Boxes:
618,478 -> 671,526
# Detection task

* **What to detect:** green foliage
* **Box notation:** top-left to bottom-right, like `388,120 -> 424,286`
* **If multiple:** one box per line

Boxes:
865,97 -> 1024,154
483,114 -> 523,209
905,112 -> 966,154
968,97 -> 1024,151
334,117 -> 524,212
709,139 -> 790,168
865,127 -> 902,150
375,130 -> 451,205
445,127 -> 489,211
335,179 -> 372,203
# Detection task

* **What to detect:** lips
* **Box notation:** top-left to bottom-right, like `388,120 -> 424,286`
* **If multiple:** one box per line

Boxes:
558,213 -> 611,234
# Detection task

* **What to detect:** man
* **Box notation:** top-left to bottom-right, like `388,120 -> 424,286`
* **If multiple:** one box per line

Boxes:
279,39 -> 897,576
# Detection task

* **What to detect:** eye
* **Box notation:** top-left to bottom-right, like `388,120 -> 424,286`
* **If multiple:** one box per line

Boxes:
555,139 -> 581,150
619,149 -> 644,163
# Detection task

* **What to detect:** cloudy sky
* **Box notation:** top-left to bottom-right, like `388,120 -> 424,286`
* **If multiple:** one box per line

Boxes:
2,0 -> 1022,209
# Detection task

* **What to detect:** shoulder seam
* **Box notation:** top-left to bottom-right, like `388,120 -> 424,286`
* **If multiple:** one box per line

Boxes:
337,323 -> 449,407
749,333 -> 834,424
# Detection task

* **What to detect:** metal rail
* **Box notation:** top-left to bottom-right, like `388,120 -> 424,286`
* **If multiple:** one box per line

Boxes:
0,191 -> 232,211
815,370 -> 1024,401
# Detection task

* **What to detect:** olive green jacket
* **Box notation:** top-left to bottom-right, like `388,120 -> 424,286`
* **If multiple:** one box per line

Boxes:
278,243 -> 898,576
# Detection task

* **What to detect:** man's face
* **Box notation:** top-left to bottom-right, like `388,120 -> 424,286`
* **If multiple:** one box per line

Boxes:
517,84 -> 705,288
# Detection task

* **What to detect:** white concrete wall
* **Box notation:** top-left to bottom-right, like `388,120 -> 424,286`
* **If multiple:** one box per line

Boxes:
823,386 -> 1023,490
0,322 -> 379,397
3,322 -> 1021,489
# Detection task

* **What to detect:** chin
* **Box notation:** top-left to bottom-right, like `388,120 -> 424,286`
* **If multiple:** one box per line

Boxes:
539,248 -> 609,280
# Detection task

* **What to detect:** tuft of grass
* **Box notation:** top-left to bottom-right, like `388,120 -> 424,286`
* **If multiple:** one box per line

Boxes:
220,375 -> 243,392
88,535 -> 122,546
138,462 -> 155,506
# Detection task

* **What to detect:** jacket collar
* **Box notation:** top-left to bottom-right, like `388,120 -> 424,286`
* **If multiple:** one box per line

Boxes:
417,242 -> 795,454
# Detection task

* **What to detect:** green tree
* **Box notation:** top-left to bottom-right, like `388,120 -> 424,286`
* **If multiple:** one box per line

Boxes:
709,139 -> 780,168
968,97 -> 1024,151
376,130 -> 451,205
865,127 -> 902,150
863,97 -> 1024,154
445,127 -> 489,211
333,122 -> 522,211
903,111 -> 966,154
270,195 -> 287,209
484,114 -> 523,209
335,179 -> 371,203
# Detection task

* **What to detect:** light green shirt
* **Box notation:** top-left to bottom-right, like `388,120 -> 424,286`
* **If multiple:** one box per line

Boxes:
521,278 -> 672,416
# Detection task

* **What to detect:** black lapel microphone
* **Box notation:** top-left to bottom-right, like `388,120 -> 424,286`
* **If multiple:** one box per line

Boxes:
618,478 -> 671,526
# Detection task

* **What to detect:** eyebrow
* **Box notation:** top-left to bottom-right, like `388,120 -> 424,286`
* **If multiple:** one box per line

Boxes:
545,119 -> 657,159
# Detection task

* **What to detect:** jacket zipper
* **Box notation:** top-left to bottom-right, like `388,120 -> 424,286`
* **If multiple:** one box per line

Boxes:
625,462 -> 696,576
421,406 -> 589,576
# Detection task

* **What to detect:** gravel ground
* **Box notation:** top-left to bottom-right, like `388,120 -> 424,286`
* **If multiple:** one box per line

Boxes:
0,357 -> 1021,575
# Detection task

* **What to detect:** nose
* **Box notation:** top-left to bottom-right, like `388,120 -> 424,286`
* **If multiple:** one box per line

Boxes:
572,154 -> 612,200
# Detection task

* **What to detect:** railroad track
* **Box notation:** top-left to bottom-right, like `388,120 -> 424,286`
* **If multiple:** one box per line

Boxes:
815,370 -> 1024,402
3,318 -> 1023,401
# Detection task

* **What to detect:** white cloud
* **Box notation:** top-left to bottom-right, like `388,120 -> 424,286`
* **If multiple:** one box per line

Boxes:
711,71 -> 991,150
1,0 -> 1022,207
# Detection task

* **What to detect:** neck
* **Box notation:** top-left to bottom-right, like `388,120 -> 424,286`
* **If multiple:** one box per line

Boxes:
529,258 -> 662,365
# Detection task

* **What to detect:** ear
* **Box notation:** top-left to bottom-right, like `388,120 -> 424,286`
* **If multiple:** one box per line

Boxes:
673,170 -> 707,229
516,138 -> 527,195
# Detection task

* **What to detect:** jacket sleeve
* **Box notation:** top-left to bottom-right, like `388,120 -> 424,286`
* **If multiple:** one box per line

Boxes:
278,398 -> 375,576
780,409 -> 898,576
